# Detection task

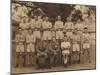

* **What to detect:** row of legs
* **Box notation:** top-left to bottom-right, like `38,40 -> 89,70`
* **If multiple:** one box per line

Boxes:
15,49 -> 91,68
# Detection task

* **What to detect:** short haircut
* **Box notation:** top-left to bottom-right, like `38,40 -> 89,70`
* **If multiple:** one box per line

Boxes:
84,27 -> 88,30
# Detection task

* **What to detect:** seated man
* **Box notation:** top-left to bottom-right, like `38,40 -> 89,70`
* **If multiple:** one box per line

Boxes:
46,41 -> 54,68
36,39 -> 47,69
45,39 -> 60,68
51,37 -> 61,66
61,36 -> 71,67
36,48 -> 47,69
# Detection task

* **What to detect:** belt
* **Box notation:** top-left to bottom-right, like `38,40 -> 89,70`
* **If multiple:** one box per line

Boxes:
66,29 -> 73,31
73,41 -> 80,44
43,29 -> 51,31
26,42 -> 34,44
62,48 -> 69,50
34,28 -> 40,31
56,29 -> 62,31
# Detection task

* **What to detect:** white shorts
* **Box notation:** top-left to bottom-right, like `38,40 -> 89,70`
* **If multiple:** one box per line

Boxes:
26,44 -> 35,52
42,31 -> 52,40
52,31 -> 56,37
83,43 -> 90,49
56,31 -> 63,39
16,45 -> 24,52
66,32 -> 72,38
62,50 -> 70,55
33,31 -> 41,42
73,43 -> 80,51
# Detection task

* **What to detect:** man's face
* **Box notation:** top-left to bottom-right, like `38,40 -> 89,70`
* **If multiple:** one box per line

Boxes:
45,17 -> 48,21
25,18 -> 29,22
42,17 -> 45,21
66,17 -> 71,22
74,29 -> 78,34
23,17 -> 28,23
57,16 -> 61,21
66,18 -> 68,22
19,30 -> 22,34
84,28 -> 88,33
28,30 -> 32,34
34,16 -> 38,20
27,7 -> 31,11
77,20 -> 80,23
52,38 -> 56,42
38,16 -> 42,19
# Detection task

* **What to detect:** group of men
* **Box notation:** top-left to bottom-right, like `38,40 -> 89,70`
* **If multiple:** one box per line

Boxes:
14,15 -> 91,69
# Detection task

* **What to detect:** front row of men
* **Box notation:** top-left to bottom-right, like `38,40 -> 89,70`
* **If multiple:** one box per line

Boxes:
15,27 -> 91,68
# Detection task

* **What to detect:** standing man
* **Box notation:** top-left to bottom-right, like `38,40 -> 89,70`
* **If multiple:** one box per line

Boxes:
74,20 -> 83,35
64,17 -> 73,39
61,36 -> 71,67
71,28 -> 81,64
19,16 -> 30,30
81,27 -> 91,63
33,15 -> 42,43
42,16 -> 52,42
54,16 -> 64,42
15,29 -> 25,43
26,29 -> 35,66
19,16 -> 30,44
30,16 -> 35,30
15,29 -> 25,67
16,42 -> 24,67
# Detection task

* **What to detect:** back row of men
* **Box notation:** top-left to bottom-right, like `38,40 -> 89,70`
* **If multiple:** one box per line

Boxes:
16,15 -> 92,42
19,15 -> 90,30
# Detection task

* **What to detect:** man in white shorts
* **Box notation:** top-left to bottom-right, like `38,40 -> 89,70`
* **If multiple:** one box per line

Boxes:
61,36 -> 71,67
72,28 -> 81,64
33,16 -> 42,42
64,17 -> 73,39
26,29 -> 35,66
19,16 -> 30,30
42,17 -> 52,42
15,29 -> 25,43
54,16 -> 64,41
15,29 -> 26,66
16,42 -> 24,67
82,27 -> 91,63
74,20 -> 83,35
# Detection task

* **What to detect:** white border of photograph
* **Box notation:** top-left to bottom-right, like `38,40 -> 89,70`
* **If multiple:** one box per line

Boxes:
0,0 -> 99,75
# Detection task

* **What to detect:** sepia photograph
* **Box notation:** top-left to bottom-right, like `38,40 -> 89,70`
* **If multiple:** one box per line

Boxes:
11,0 -> 96,74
